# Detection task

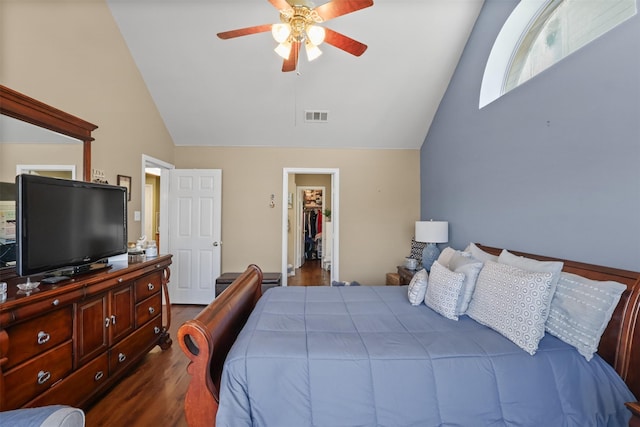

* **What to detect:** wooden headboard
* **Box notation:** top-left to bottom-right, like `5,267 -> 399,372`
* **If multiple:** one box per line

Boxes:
478,245 -> 640,399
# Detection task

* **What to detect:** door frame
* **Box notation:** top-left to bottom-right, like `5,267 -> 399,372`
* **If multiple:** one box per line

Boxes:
141,154 -> 174,255
282,168 -> 339,286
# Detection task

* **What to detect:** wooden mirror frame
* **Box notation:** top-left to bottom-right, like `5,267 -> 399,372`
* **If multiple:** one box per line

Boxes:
0,84 -> 98,181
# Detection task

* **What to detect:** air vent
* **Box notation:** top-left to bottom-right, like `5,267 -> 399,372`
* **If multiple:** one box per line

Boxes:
304,110 -> 329,123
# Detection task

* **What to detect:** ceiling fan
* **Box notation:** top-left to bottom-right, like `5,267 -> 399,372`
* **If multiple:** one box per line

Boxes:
217,0 -> 374,72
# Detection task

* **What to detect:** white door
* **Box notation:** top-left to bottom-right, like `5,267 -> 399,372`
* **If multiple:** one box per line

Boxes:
167,169 -> 222,304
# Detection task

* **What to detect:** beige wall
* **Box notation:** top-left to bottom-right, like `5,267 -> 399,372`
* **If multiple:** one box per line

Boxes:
174,147 -> 420,285
0,0 -> 175,242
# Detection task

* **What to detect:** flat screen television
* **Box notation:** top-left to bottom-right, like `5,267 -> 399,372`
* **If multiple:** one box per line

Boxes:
16,174 -> 127,277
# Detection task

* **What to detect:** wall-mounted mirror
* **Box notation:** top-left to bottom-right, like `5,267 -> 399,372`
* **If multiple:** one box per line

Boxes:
0,85 -> 98,277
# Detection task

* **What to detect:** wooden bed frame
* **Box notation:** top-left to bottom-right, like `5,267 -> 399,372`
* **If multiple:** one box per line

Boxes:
177,248 -> 640,427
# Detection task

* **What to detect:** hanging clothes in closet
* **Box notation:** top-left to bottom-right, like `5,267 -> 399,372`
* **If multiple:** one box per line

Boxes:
304,209 -> 321,260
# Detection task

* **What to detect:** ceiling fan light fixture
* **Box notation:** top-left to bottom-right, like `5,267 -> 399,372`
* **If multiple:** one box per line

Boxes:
306,25 -> 325,46
275,41 -> 292,60
305,42 -> 323,61
272,23 -> 291,44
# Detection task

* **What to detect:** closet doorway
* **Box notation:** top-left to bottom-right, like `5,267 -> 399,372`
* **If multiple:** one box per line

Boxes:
294,186 -> 327,285
282,168 -> 339,286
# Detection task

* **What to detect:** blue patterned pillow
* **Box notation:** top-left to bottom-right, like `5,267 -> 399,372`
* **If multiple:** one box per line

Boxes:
467,261 -> 554,355
545,272 -> 626,360
424,261 -> 465,320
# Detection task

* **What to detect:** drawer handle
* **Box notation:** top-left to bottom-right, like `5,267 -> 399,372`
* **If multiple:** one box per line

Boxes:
111,315 -> 117,325
94,371 -> 104,381
118,278 -> 123,283
154,326 -> 161,334
52,299 -> 60,306
37,370 -> 51,385
105,317 -> 110,328
118,352 -> 126,363
148,306 -> 155,315
37,331 -> 51,345
147,283 -> 155,291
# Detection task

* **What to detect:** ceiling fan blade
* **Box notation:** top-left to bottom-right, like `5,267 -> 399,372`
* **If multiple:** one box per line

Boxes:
268,0 -> 292,10
323,28 -> 367,56
282,41 -> 301,72
314,0 -> 373,21
217,24 -> 273,39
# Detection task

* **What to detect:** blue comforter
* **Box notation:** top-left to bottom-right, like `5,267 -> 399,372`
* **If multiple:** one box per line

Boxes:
217,286 -> 635,427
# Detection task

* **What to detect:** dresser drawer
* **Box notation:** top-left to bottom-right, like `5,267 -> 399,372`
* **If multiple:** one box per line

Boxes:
134,271 -> 162,303
3,341 -> 73,410
109,316 -> 162,376
27,353 -> 109,409
136,292 -> 162,327
4,307 -> 72,370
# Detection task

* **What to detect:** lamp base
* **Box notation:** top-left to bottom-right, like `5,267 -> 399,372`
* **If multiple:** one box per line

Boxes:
422,243 -> 440,271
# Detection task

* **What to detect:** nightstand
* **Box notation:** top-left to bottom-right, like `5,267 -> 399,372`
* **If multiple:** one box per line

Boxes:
397,266 -> 418,285
626,402 -> 640,427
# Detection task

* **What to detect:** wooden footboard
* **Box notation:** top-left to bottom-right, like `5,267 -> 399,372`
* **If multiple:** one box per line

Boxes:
177,264 -> 263,427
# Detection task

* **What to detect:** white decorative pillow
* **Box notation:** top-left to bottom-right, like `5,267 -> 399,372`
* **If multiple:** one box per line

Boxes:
436,247 -> 456,269
545,272 -> 626,361
407,268 -> 428,306
448,252 -> 483,315
498,249 -> 563,292
424,261 -> 465,320
466,260 -> 555,355
465,242 -> 499,263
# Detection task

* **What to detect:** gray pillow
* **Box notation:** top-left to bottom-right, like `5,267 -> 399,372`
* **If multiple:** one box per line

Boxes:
467,260 -> 555,355
436,247 -> 456,268
448,252 -> 483,315
465,242 -> 499,263
545,272 -> 626,361
424,261 -> 465,320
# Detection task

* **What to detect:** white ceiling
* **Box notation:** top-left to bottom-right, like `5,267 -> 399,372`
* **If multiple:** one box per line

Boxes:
105,0 -> 484,149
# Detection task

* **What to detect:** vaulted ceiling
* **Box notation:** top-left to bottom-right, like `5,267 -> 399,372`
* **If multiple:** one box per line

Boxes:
105,0 -> 484,149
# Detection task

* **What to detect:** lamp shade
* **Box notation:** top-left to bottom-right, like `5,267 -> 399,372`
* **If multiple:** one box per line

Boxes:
274,41 -> 292,60
306,25 -> 325,46
272,23 -> 291,43
305,42 -> 322,61
415,221 -> 448,244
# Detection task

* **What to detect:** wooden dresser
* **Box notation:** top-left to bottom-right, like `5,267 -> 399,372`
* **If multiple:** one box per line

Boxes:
0,255 -> 172,411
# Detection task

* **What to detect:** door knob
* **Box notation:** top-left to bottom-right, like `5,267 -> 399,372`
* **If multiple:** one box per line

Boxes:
213,241 -> 221,246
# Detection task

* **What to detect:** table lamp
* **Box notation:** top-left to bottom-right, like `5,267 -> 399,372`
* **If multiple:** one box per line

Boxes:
415,220 -> 448,271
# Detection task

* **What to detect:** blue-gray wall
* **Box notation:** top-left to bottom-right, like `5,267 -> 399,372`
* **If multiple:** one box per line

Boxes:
420,0 -> 640,271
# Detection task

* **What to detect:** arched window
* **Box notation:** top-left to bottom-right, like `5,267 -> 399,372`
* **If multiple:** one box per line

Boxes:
479,0 -> 637,108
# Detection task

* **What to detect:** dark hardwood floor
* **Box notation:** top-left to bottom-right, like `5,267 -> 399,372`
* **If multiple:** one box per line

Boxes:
85,304 -> 201,427
288,259 -> 330,286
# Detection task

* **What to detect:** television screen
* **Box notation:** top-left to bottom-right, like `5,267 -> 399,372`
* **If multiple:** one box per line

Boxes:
16,174 -> 127,277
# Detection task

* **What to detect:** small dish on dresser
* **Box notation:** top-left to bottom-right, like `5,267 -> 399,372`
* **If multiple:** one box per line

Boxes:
17,279 -> 40,291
